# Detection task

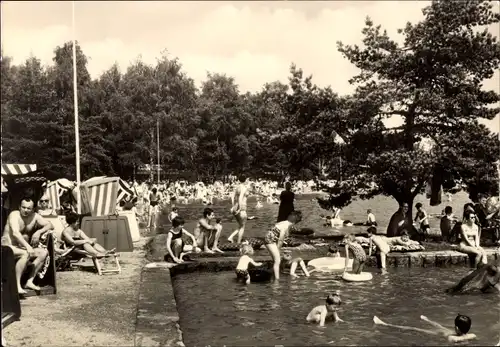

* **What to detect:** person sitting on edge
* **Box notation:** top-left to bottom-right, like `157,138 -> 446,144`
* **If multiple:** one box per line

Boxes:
374,314 -> 477,343
343,234 -> 367,275
306,292 -> 344,326
62,212 -> 114,258
366,209 -> 377,226
235,244 -> 263,284
165,216 -> 199,264
281,250 -> 310,278
1,197 -> 54,293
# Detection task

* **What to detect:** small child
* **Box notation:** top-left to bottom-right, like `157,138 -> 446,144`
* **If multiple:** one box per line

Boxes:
236,244 -> 263,284
281,250 -> 310,278
327,245 -> 340,257
306,292 -> 344,326
169,207 -> 179,223
343,234 -> 367,274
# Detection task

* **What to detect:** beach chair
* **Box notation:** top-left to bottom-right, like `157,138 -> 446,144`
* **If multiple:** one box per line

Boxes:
55,243 -> 121,276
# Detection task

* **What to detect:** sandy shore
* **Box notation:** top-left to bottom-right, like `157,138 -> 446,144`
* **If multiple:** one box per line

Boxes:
3,239 -> 147,347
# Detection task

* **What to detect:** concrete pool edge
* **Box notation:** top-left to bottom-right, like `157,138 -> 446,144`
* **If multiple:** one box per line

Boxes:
135,266 -> 185,347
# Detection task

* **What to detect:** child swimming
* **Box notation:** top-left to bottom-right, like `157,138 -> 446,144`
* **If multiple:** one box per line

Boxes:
306,292 -> 344,326
281,250 -> 310,278
343,234 -> 367,274
235,244 -> 264,284
374,314 -> 477,343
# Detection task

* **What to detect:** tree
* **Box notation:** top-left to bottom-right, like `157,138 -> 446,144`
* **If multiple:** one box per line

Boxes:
327,0 -> 500,219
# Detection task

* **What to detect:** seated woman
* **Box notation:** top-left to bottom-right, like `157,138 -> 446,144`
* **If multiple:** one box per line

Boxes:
164,216 -> 199,264
61,212 -> 114,258
37,195 -> 56,216
458,210 -> 488,268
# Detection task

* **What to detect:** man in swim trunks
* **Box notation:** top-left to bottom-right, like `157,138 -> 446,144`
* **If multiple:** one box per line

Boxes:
193,208 -> 223,254
228,175 -> 249,244
1,197 -> 54,294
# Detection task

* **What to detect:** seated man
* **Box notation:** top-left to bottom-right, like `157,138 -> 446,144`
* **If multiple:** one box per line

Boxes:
1,197 -> 54,294
61,212 -> 114,258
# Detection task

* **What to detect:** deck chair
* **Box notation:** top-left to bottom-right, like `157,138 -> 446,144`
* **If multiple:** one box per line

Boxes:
55,243 -> 121,276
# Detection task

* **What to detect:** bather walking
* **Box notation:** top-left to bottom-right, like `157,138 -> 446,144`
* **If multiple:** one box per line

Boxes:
228,175 -> 249,244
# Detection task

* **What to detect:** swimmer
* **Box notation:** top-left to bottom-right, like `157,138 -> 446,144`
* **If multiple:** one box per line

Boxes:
235,244 -> 263,284
306,292 -> 344,326
282,250 -> 310,278
366,209 -> 377,226
168,207 -> 179,223
373,314 -> 477,343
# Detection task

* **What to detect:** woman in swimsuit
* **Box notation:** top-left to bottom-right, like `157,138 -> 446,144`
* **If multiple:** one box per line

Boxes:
61,212 -> 113,258
228,175 -> 249,244
264,210 -> 302,281
458,210 -> 487,268
165,216 -> 198,264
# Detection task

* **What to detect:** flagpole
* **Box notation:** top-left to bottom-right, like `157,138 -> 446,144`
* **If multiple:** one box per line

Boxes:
72,1 -> 81,214
157,118 -> 160,186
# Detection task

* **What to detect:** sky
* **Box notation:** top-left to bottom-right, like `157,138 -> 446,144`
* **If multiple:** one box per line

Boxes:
2,1 -> 499,133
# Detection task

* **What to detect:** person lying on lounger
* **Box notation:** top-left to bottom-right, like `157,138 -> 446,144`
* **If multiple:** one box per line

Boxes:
373,314 -> 477,343
61,212 -> 114,258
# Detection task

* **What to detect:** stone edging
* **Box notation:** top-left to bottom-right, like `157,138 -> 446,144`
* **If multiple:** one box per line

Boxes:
135,266 -> 184,347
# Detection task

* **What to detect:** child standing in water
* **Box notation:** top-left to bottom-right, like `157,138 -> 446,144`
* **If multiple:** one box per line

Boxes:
306,292 -> 344,326
264,211 -> 302,281
343,234 -> 367,274
236,244 -> 263,284
366,209 -> 377,226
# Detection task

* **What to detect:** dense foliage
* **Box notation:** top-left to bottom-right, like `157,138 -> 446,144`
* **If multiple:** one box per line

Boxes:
1,0 -> 499,212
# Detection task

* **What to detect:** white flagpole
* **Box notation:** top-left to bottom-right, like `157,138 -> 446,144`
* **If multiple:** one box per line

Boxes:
157,119 -> 160,186
72,1 -> 81,214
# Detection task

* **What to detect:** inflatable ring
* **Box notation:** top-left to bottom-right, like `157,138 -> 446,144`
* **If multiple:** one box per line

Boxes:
342,272 -> 373,282
308,257 -> 353,271
248,268 -> 272,282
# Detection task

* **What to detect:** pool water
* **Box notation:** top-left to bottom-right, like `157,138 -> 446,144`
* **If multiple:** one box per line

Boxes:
158,192 -> 471,238
172,267 -> 500,346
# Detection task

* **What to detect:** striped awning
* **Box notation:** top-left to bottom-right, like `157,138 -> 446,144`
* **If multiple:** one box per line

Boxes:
1,164 -> 37,175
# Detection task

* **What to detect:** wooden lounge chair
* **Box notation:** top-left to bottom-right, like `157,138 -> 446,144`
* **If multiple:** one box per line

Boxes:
56,243 -> 121,276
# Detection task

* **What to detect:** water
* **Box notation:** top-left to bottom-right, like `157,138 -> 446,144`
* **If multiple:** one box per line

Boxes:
172,267 -> 500,346
158,192 -> 471,237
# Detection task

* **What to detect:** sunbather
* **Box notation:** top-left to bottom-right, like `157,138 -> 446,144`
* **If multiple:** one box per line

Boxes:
61,213 -> 114,258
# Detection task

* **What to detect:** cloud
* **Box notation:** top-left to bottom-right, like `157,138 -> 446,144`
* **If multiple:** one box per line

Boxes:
2,1 -> 498,132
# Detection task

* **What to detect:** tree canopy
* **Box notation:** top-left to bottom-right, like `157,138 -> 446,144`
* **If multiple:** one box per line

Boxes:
1,0 -> 499,212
